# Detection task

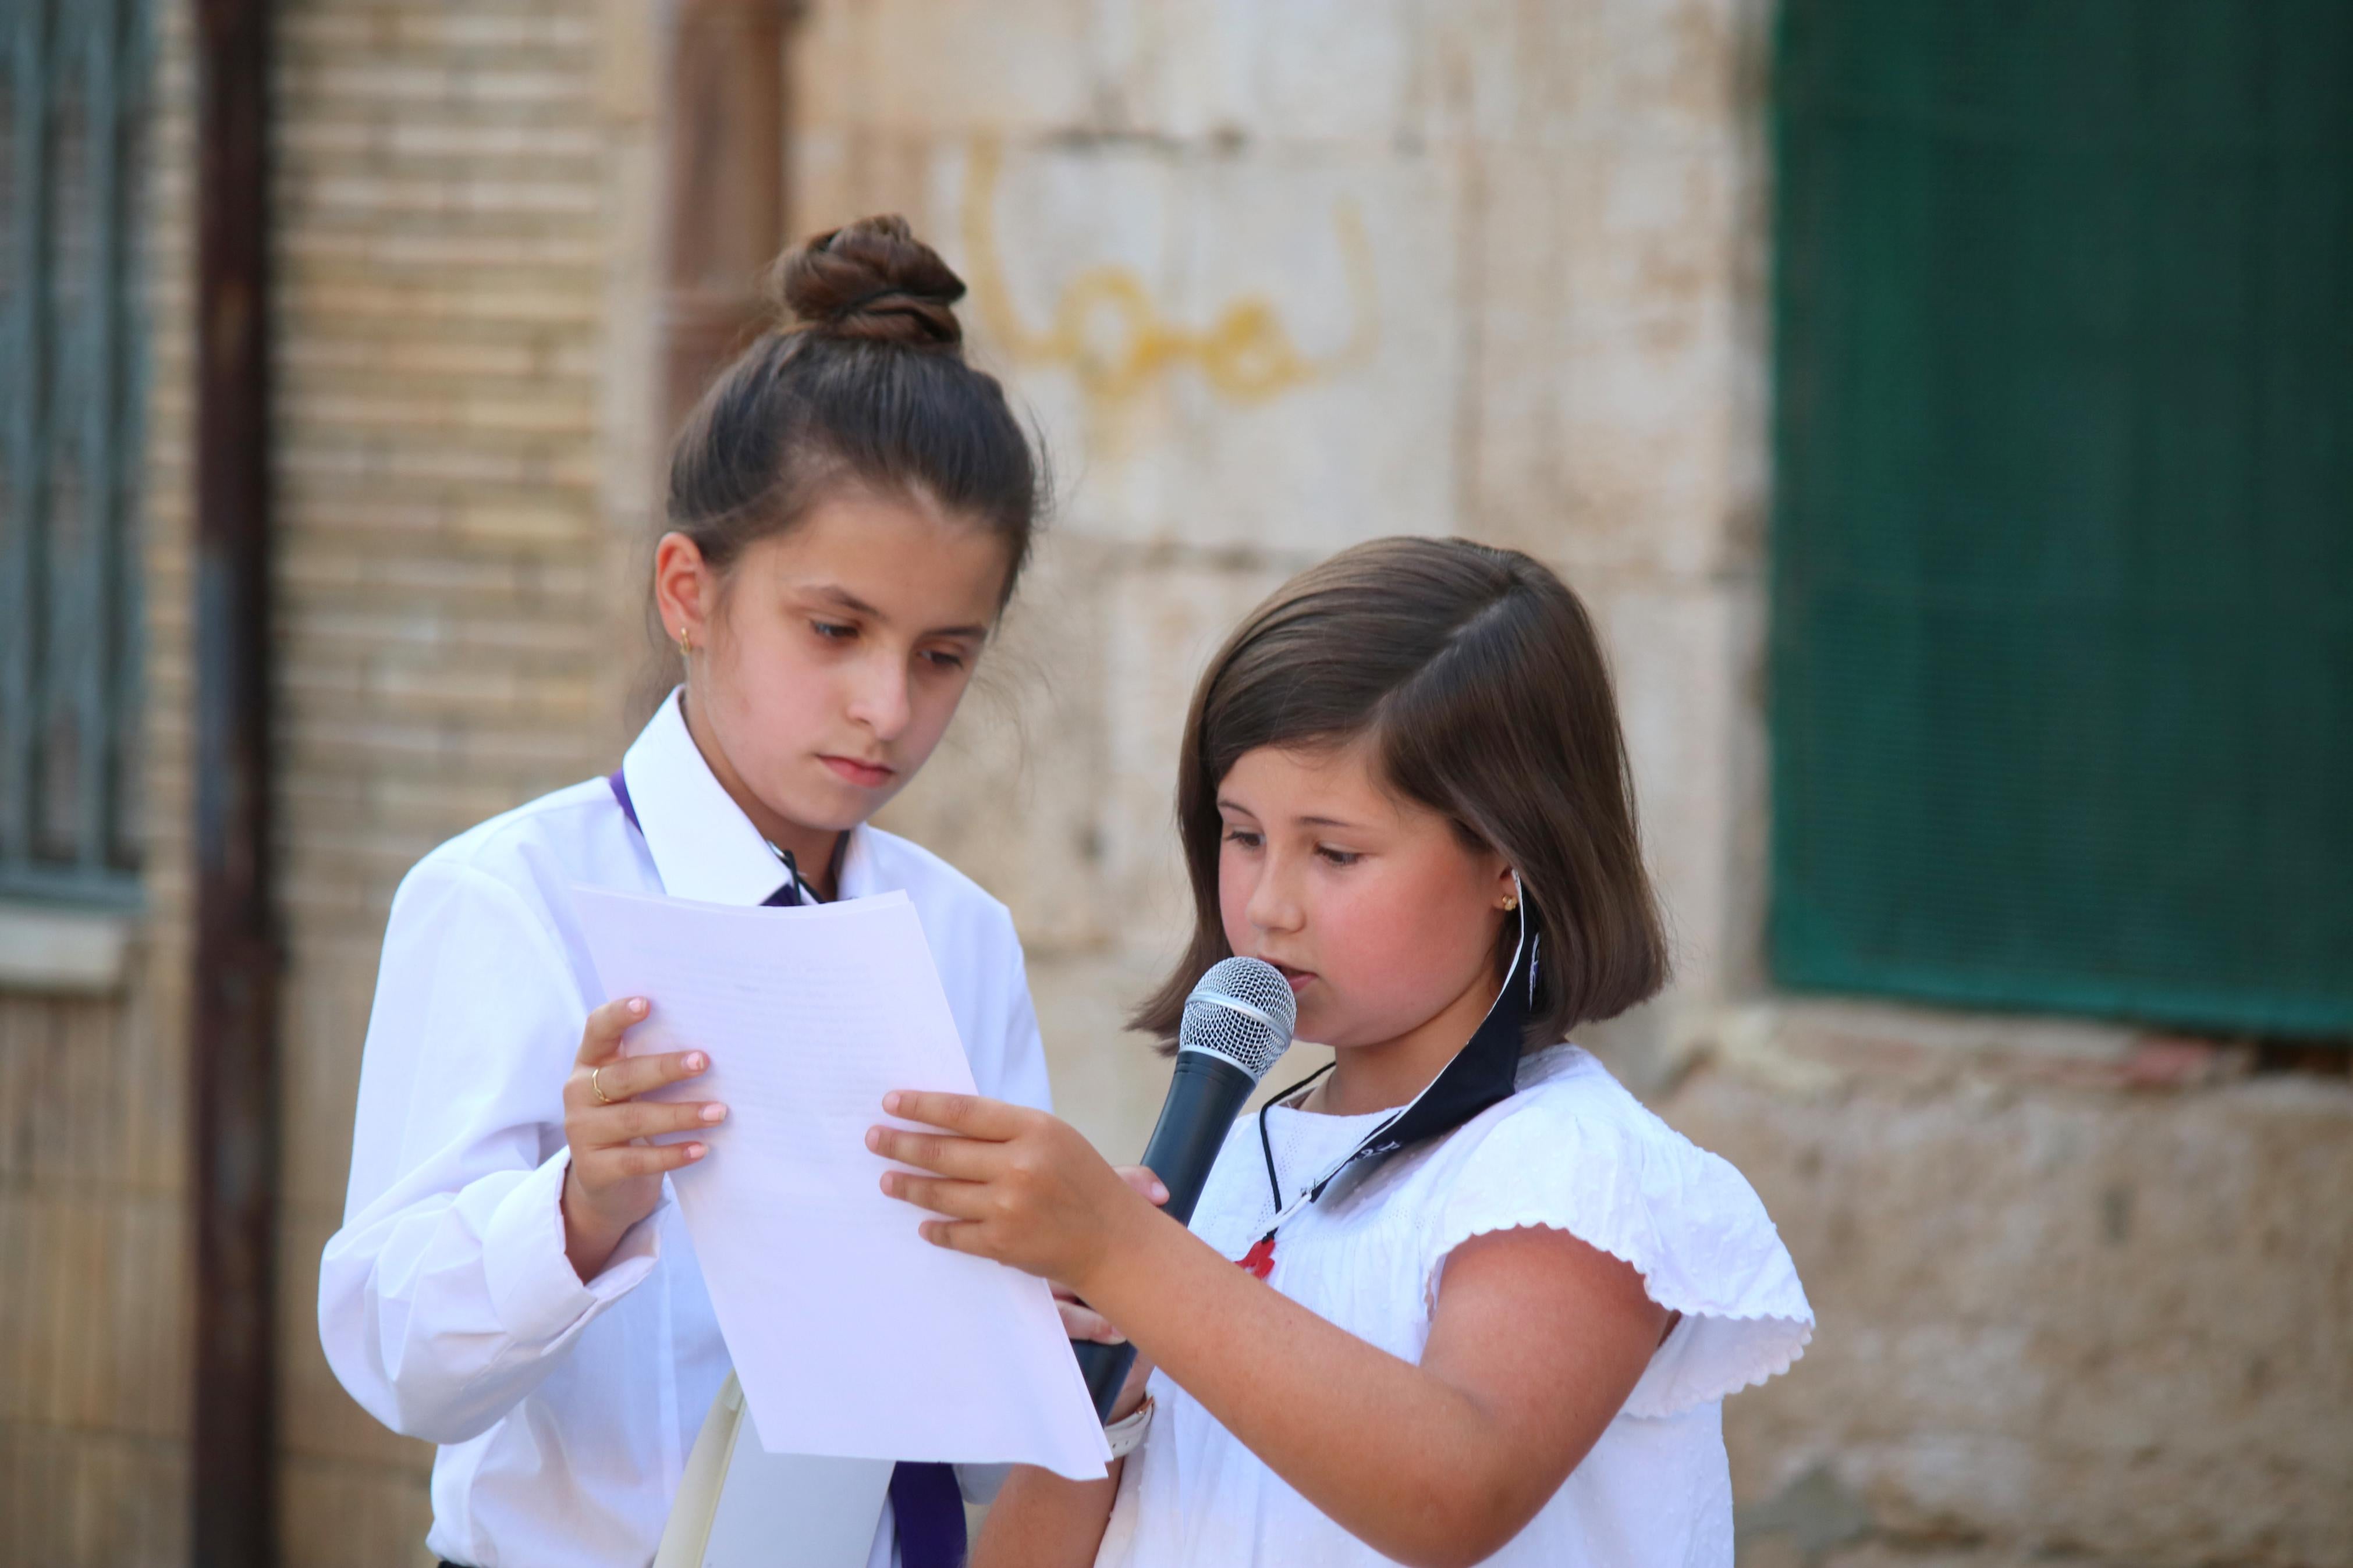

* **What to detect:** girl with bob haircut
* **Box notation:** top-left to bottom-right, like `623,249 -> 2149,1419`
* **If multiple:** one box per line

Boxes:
872,536 -> 1813,1567
322,216 -> 1112,1568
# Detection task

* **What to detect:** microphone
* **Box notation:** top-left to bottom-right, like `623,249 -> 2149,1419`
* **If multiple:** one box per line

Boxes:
1073,957 -> 1297,1418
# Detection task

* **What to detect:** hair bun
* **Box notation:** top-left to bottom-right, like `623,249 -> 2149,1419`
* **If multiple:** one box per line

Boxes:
774,215 -> 967,350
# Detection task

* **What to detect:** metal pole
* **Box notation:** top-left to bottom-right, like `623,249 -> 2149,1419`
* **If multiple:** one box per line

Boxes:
190,0 -> 279,1562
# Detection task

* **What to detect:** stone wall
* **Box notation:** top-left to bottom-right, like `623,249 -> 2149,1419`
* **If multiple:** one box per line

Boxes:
819,0 -> 1776,1153
814,0 -> 1779,1153
808,3 -> 2353,1566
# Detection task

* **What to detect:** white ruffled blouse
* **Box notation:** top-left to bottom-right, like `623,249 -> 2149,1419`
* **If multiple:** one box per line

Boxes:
1094,1044 -> 1812,1568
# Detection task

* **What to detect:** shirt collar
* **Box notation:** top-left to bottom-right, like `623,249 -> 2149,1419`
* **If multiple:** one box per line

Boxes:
619,687 -> 873,906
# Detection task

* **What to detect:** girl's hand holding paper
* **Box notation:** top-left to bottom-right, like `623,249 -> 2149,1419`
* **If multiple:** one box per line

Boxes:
560,994 -> 726,1279
871,1093 -> 1167,1304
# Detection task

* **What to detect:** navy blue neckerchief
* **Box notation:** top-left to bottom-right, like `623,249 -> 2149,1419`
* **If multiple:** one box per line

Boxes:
608,767 -> 835,908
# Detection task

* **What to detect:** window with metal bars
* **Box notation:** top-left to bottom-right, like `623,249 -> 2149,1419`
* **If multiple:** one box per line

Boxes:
1769,0 -> 2352,1039
0,0 -> 152,910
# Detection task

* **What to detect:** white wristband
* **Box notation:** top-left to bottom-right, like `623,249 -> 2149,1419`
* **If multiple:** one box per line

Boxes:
1102,1394 -> 1154,1462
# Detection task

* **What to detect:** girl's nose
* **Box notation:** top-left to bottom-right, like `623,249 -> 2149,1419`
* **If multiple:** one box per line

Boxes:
1244,857 -> 1304,934
845,651 -> 913,740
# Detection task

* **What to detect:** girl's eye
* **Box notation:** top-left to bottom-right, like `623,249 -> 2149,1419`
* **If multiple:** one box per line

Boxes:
1222,828 -> 1262,851
1316,845 -> 1362,867
812,620 -> 857,641
919,649 -> 967,671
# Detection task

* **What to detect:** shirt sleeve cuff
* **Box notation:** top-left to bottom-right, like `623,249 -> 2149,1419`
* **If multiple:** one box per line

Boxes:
481,1146 -> 664,1343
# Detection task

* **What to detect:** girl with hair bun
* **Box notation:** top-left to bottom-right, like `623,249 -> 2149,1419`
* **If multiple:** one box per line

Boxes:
321,215 -> 1113,1568
872,537 -> 1813,1567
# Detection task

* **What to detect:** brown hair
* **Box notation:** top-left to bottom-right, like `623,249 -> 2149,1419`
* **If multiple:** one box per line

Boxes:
663,214 -> 1042,605
1133,536 -> 1668,1051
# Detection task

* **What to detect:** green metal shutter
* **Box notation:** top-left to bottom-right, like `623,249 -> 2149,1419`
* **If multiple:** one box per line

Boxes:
1769,0 -> 2353,1036
0,0 -> 152,908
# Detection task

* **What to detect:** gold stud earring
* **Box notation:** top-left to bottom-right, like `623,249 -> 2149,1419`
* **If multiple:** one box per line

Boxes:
676,625 -> 692,661
1500,894 -> 1519,912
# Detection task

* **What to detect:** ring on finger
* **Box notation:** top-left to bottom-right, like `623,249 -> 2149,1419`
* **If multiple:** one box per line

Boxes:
591,1065 -> 615,1105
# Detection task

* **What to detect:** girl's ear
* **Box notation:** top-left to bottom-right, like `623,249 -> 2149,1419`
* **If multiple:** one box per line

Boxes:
1496,861 -> 1523,912
652,532 -> 716,654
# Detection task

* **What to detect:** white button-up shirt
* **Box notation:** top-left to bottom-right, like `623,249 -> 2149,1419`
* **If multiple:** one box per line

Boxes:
320,689 -> 1052,1568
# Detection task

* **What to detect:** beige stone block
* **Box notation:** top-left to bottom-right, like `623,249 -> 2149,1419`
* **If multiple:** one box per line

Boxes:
945,138 -> 1458,550
1581,0 -> 1768,151
1026,950 -> 1178,1163
872,536 -> 1118,954
1461,144 -> 1763,582
1098,553 -> 1295,955
1099,0 -> 1421,148
1412,0 -> 1577,148
1563,141 -> 1749,337
1423,0 -> 1764,154
794,0 -> 1097,138
789,125 -> 943,242
1578,576 -> 1766,1004
1670,1058 -> 2353,1567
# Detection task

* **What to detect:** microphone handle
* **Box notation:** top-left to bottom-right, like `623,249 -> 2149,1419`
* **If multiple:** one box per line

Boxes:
1073,1050 -> 1258,1420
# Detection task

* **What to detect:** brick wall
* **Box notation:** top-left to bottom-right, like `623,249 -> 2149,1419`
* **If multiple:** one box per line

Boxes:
4,0 -> 660,1562
271,3 -> 641,1558
1,0 -> 197,1558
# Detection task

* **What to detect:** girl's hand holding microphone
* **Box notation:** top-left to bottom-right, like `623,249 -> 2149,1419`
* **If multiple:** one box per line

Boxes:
561,995 -> 726,1280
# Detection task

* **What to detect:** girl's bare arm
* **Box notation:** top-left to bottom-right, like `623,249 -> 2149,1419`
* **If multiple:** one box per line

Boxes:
971,1353 -> 1150,1568
875,1094 -> 1665,1568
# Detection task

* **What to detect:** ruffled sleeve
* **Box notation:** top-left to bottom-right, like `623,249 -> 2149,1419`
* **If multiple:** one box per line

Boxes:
1419,1053 -> 1813,1418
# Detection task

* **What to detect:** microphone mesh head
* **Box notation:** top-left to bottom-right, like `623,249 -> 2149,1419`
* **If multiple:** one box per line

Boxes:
1177,957 -> 1298,1084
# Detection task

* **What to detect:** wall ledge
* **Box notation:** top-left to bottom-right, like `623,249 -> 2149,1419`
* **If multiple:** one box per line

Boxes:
1667,994 -> 2347,1101
0,900 -> 137,995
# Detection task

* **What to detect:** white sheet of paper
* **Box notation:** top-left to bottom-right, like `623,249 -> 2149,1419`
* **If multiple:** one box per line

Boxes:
572,884 -> 1109,1481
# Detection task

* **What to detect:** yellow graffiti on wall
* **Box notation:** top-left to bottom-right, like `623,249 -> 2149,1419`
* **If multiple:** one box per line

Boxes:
960,140 -> 1378,416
